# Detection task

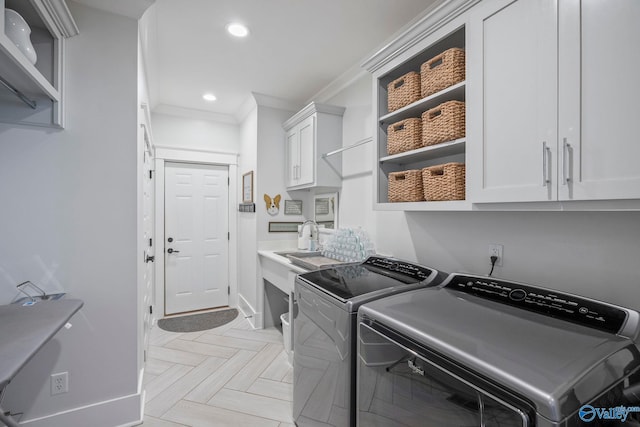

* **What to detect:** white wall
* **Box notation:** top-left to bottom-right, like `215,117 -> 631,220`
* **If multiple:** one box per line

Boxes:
327,74 -> 640,310
257,105 -> 306,242
238,106 -> 259,319
0,2 -> 141,425
151,112 -> 239,153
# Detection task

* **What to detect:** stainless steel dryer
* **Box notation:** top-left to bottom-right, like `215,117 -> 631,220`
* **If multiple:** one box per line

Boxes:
293,256 -> 445,427
358,273 -> 640,426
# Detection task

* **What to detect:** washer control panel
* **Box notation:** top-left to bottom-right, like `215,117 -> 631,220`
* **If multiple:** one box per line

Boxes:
364,256 -> 434,282
447,274 -> 628,334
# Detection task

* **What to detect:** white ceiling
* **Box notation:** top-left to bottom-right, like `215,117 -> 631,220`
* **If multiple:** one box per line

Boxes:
75,0 -> 440,121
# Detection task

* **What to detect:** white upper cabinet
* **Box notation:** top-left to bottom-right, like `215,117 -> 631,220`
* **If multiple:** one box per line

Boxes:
558,0 -> 640,201
0,0 -> 78,128
283,102 -> 345,191
468,0 -> 640,203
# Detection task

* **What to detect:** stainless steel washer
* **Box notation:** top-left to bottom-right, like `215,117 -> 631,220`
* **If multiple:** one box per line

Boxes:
293,256 -> 445,427
358,273 -> 640,426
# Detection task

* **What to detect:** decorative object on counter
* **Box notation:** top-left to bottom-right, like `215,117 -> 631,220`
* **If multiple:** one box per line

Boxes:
242,171 -> 254,202
420,47 -> 465,98
387,117 -> 423,155
422,100 -> 466,146
4,9 -> 37,65
238,202 -> 255,212
157,308 -> 238,333
387,71 -> 421,112
388,169 -> 425,202
263,193 -> 281,215
268,221 -> 302,233
422,162 -> 466,201
321,227 -> 375,263
284,199 -> 303,215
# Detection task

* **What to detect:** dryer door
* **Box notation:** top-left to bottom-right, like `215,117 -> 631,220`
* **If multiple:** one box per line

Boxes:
358,322 -> 532,427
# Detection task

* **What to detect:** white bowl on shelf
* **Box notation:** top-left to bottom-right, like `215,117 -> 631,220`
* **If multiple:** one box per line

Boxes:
4,8 -> 37,65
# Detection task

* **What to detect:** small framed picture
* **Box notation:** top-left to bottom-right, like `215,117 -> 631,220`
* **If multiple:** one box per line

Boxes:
284,200 -> 303,215
242,171 -> 254,203
268,222 -> 302,233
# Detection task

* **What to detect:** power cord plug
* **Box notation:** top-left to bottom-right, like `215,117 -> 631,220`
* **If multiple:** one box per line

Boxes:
489,255 -> 498,276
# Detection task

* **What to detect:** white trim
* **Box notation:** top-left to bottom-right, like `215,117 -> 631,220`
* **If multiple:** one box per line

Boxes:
252,92 -> 303,112
154,103 -> 237,124
154,149 -> 239,318
308,64 -> 369,104
35,0 -> 79,38
154,146 -> 238,165
361,0 -> 481,73
16,392 -> 142,427
238,293 -> 261,329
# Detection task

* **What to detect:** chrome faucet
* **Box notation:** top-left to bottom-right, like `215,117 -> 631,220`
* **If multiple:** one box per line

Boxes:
299,219 -> 319,250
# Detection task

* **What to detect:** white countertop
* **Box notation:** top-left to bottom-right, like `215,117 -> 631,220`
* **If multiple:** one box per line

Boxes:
257,248 -> 310,274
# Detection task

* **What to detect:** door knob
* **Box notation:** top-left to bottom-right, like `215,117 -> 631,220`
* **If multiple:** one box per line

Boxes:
168,237 -> 174,242
167,248 -> 180,254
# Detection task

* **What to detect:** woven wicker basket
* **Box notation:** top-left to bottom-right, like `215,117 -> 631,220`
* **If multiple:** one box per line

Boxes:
422,162 -> 466,201
388,169 -> 425,202
387,118 -> 422,155
387,71 -> 421,113
420,48 -> 466,98
422,100 -> 465,146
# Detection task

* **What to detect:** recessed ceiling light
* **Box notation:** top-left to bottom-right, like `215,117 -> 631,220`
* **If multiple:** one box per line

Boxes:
203,93 -> 217,102
226,23 -> 249,38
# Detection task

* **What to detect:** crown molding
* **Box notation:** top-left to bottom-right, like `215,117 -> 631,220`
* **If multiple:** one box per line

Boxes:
153,104 -> 237,124
35,0 -> 79,38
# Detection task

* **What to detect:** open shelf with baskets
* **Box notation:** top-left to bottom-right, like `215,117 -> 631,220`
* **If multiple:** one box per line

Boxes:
370,23 -> 469,210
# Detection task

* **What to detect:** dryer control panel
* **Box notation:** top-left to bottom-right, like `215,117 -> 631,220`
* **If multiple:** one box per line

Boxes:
447,274 -> 629,335
364,256 -> 434,282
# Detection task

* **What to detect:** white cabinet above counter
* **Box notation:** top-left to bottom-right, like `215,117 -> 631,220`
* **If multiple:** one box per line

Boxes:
283,101 -> 345,191
0,0 -> 78,128
362,0 -> 640,211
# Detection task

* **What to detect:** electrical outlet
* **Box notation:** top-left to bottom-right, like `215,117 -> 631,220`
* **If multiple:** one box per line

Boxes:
51,372 -> 68,395
489,244 -> 504,266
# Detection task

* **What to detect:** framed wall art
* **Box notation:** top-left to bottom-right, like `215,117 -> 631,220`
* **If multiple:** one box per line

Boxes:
242,171 -> 254,203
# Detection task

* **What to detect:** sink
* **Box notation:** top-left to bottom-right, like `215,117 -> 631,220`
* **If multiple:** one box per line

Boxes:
274,250 -> 322,258
275,250 -> 345,270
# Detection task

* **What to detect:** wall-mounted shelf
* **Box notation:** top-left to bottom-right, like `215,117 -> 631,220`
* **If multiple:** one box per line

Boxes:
0,0 -> 78,128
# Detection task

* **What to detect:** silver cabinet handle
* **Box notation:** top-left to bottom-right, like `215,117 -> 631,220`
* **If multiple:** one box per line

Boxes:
542,141 -> 550,186
562,138 -> 571,185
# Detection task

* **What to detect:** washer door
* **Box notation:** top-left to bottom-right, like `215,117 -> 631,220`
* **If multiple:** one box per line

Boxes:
293,280 -> 353,426
358,322 -> 531,427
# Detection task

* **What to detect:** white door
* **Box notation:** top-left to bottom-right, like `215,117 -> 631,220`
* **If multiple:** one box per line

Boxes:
164,162 -> 229,315
468,0 -> 557,203
286,128 -> 299,187
141,122 -> 155,353
297,115 -> 315,186
558,0 -> 640,200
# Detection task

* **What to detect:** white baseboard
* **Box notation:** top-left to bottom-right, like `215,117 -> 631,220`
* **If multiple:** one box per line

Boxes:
237,293 -> 262,329
18,391 -> 143,427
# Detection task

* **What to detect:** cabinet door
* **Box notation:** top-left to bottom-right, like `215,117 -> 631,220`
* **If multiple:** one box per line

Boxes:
558,0 -> 640,200
297,115 -> 315,186
286,128 -> 299,187
468,0 -> 558,203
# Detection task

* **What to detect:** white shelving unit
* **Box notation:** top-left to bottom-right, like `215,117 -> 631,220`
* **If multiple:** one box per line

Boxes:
0,0 -> 78,127
368,21 -> 469,210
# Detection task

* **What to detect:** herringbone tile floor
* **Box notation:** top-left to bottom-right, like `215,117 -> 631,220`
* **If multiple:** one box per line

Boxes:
141,313 -> 294,427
